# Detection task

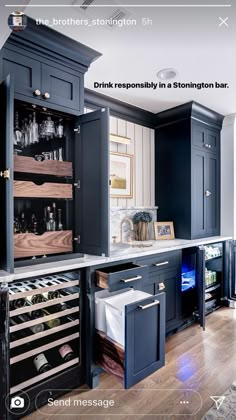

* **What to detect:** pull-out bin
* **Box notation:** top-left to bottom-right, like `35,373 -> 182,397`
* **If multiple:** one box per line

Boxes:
96,289 -> 165,388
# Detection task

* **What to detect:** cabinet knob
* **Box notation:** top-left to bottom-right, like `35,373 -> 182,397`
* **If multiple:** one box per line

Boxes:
34,89 -> 41,96
208,144 -> 212,149
43,92 -> 51,99
205,190 -> 212,197
158,282 -> 166,290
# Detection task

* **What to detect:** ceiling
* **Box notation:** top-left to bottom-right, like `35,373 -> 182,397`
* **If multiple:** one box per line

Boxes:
3,0 -> 236,116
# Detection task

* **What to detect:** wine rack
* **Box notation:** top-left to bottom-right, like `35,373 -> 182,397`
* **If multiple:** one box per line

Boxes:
8,272 -> 80,395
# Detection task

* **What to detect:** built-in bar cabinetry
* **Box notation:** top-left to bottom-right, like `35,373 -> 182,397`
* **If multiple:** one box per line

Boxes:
0,271 -> 83,419
155,102 -> 223,240
0,18 -> 109,272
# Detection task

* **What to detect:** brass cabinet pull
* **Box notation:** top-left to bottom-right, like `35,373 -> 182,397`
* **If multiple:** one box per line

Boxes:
34,89 -> 41,96
43,92 -> 51,99
120,275 -> 142,283
158,282 -> 166,290
153,261 -> 169,267
138,300 -> 160,310
0,168 -> 10,180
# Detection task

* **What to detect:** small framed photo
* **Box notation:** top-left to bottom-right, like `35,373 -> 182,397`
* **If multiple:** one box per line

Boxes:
110,152 -> 133,198
154,221 -> 175,240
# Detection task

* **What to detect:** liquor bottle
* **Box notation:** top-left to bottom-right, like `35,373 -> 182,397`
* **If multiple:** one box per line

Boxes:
14,111 -> 22,145
32,111 -> 39,143
30,213 -> 38,234
14,216 -> 21,234
12,314 -> 45,334
20,212 -> 27,233
58,344 -> 75,362
52,202 -> 56,221
33,353 -> 52,374
57,209 -> 63,231
41,308 -> 61,328
47,212 -> 56,231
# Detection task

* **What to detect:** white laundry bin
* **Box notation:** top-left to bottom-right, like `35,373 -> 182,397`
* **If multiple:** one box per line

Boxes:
105,290 -> 152,347
95,288 -> 133,333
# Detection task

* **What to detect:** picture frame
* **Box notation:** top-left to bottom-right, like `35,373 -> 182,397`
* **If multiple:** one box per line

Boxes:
110,152 -> 133,198
154,221 -> 175,240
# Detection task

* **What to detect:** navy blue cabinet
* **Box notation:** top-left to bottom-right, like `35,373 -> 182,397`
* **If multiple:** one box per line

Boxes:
0,48 -> 82,113
155,102 -> 223,239
0,19 -> 109,271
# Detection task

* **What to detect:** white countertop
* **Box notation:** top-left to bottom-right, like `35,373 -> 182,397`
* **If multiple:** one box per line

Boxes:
0,236 -> 231,283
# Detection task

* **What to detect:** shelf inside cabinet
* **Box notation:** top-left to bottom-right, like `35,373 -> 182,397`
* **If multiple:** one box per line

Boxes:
10,332 -> 79,365
10,357 -> 80,395
14,180 -> 73,199
10,319 -> 80,349
14,230 -> 73,259
14,155 -> 73,178
205,283 -> 221,293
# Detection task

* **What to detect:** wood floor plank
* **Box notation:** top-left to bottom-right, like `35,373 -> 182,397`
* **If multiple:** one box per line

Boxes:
24,308 -> 236,420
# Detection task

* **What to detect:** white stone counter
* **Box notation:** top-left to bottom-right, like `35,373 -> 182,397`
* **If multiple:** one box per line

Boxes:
0,236 -> 231,283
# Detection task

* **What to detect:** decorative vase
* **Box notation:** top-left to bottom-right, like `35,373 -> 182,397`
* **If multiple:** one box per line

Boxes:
135,221 -> 150,241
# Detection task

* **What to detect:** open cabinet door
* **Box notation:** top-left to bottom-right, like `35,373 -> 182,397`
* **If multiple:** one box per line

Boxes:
196,246 -> 206,330
74,108 -> 109,256
0,285 -> 9,420
0,75 -> 14,272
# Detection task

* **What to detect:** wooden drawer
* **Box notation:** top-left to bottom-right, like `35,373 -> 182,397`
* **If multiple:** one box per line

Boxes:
14,230 -> 73,259
14,181 -> 73,199
96,291 -> 165,388
137,251 -> 181,275
14,156 -> 73,178
96,262 -> 148,291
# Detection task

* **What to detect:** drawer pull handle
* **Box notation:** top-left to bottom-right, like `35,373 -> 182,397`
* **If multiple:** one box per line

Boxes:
139,300 -> 160,310
153,261 -> 169,267
159,282 -> 165,290
120,275 -> 142,283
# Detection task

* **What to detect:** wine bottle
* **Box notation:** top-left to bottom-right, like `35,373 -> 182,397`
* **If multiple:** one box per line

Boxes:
26,301 -> 44,319
33,353 -> 52,374
10,319 -> 30,341
27,293 -> 45,304
58,344 -> 75,362
9,288 -> 27,309
41,308 -> 60,328
12,314 -> 45,334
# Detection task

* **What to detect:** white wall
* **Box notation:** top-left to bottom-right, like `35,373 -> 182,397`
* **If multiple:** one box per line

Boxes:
221,115 -> 236,238
84,108 -> 155,208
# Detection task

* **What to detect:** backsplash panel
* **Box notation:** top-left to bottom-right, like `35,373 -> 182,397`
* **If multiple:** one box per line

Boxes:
111,207 -> 158,243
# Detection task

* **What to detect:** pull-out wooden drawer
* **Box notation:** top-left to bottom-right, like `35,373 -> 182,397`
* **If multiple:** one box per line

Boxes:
14,230 -> 73,259
14,156 -> 73,178
96,291 -> 165,388
96,262 -> 148,291
14,180 -> 73,199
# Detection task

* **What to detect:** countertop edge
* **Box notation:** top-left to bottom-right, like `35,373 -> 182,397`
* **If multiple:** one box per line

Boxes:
0,236 -> 232,283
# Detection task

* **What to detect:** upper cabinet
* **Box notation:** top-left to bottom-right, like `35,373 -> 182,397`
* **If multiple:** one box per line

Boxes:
155,101 -> 223,240
0,18 -> 110,272
0,17 -> 101,115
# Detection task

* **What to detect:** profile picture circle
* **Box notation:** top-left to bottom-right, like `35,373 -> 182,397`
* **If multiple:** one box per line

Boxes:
8,11 -> 27,32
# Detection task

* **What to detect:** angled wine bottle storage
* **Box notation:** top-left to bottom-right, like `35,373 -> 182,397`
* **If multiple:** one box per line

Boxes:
8,271 -> 81,395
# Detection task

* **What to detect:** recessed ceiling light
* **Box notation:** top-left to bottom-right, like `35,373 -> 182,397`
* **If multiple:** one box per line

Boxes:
157,68 -> 177,80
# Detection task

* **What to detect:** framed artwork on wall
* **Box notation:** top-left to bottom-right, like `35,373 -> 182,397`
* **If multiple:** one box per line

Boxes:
110,152 -> 133,198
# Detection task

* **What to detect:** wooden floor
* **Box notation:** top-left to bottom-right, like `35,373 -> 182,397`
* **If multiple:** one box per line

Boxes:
25,307 -> 236,420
